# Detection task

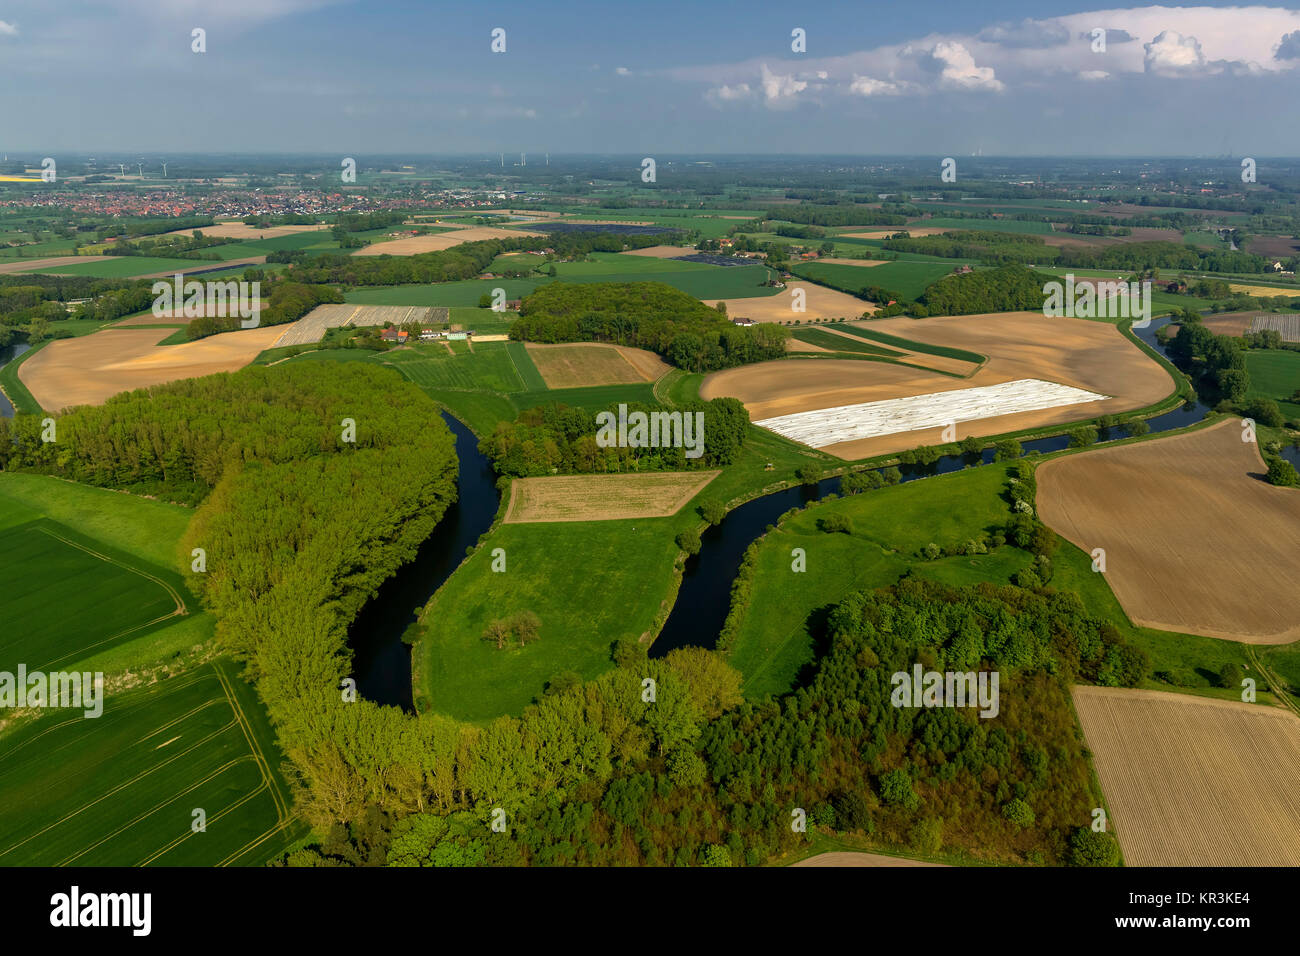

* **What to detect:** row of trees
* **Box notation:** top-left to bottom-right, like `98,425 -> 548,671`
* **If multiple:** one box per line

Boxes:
478,398 -> 750,477
510,281 -> 789,372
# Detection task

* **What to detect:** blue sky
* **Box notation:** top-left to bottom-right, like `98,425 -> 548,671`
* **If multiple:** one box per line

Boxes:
2,1 -> 1299,155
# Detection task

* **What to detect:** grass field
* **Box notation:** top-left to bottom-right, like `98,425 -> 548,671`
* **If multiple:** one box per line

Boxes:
790,328 -> 901,356
384,340 -> 532,393
834,323 -> 986,364
792,260 -> 959,301
0,517 -> 186,674
909,217 -> 1056,235
724,465 -> 1016,698
0,660 -> 305,866
416,519 -> 682,721
1245,348 -> 1300,420
28,256 -> 218,278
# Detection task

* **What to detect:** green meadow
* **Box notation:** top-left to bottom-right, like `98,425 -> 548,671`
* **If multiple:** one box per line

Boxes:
792,260 -> 960,301
1245,349 -> 1300,420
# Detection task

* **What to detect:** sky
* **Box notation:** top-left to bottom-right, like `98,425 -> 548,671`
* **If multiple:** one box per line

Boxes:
2,1 -> 1300,156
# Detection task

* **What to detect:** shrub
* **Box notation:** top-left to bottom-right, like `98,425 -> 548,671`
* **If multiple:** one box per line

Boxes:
1002,798 -> 1035,829
994,439 -> 1023,461
1265,456 -> 1300,487
822,513 -> 852,534
923,543 -> 942,560
1218,662 -> 1245,690
676,529 -> 702,556
1123,418 -> 1150,437
831,791 -> 873,833
1067,828 -> 1121,867
907,817 -> 943,856
698,498 -> 727,525
1069,425 -> 1099,448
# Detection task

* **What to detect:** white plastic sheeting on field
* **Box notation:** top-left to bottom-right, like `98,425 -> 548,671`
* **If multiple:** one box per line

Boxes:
754,378 -> 1108,448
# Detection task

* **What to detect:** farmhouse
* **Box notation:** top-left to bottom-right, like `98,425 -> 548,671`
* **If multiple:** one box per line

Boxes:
380,328 -> 409,344
420,327 -> 441,341
732,316 -> 755,327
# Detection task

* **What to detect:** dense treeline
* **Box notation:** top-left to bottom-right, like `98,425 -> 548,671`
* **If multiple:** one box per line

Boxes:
268,229 -> 677,286
103,231 -> 237,259
479,398 -> 749,477
510,281 -> 789,371
916,265 -> 1050,316
0,363 -> 426,502
884,233 -> 1272,274
286,579 -> 1130,867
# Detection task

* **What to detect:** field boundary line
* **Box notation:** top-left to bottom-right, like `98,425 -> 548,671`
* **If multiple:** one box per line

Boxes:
36,525 -> 186,615
214,663 -> 290,825
1246,647 -> 1300,720
137,779 -> 271,867
0,713 -> 237,861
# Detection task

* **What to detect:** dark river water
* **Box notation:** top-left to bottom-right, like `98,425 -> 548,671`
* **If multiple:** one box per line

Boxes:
350,318 -> 1291,702
0,342 -> 32,418
348,412 -> 499,709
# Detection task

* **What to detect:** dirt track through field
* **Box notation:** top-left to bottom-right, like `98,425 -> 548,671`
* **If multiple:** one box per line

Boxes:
19,325 -> 287,411
1072,686 -> 1300,866
505,471 -> 719,523
1037,419 -> 1300,644
702,312 -> 1171,459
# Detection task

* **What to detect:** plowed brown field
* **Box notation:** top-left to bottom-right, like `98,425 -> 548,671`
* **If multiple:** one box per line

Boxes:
701,312 -> 1171,459
504,471 -> 719,523
1072,686 -> 1300,866
1037,419 -> 1300,643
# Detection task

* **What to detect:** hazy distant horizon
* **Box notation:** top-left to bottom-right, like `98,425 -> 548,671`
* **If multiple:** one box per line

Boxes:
3,1 -> 1300,155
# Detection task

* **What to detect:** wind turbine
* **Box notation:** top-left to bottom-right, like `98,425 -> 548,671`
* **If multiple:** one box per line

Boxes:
161,162 -> 168,178
118,164 -> 125,176
521,152 -> 526,167
137,163 -> 143,177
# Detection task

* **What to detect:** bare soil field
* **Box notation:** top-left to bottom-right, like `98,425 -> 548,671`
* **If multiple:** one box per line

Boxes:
352,226 -> 544,257
1072,686 -> 1300,866
816,326 -> 977,375
702,312 -> 1171,459
840,227 -> 951,239
523,343 -> 670,388
1244,235 -> 1300,259
792,852 -> 945,867
110,313 -> 186,326
711,284 -> 876,324
504,471 -> 720,523
0,256 -> 87,274
1040,227 -> 1182,249
812,257 -> 885,267
621,245 -> 697,259
19,325 -> 287,410
786,337 -> 831,353
1192,311 -> 1257,337
165,222 -> 330,241
1038,419 -> 1300,643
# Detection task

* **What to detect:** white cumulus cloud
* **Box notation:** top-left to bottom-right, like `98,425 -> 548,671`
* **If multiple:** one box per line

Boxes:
932,41 -> 1004,91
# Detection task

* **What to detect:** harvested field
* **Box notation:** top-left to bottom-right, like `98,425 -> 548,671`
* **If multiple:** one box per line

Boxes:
352,225 -> 543,256
504,471 -> 720,523
786,337 -> 831,353
710,283 -> 875,324
1040,227 -> 1182,248
19,325 -> 286,411
276,304 -> 442,347
1229,281 -> 1300,298
840,227 -> 950,239
523,343 -> 671,388
756,379 -> 1106,448
165,222 -> 329,241
702,312 -> 1171,459
1072,686 -> 1300,866
813,257 -> 885,267
792,853 -> 945,867
621,244 -> 697,258
1249,313 -> 1300,342
1037,419 -> 1300,644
